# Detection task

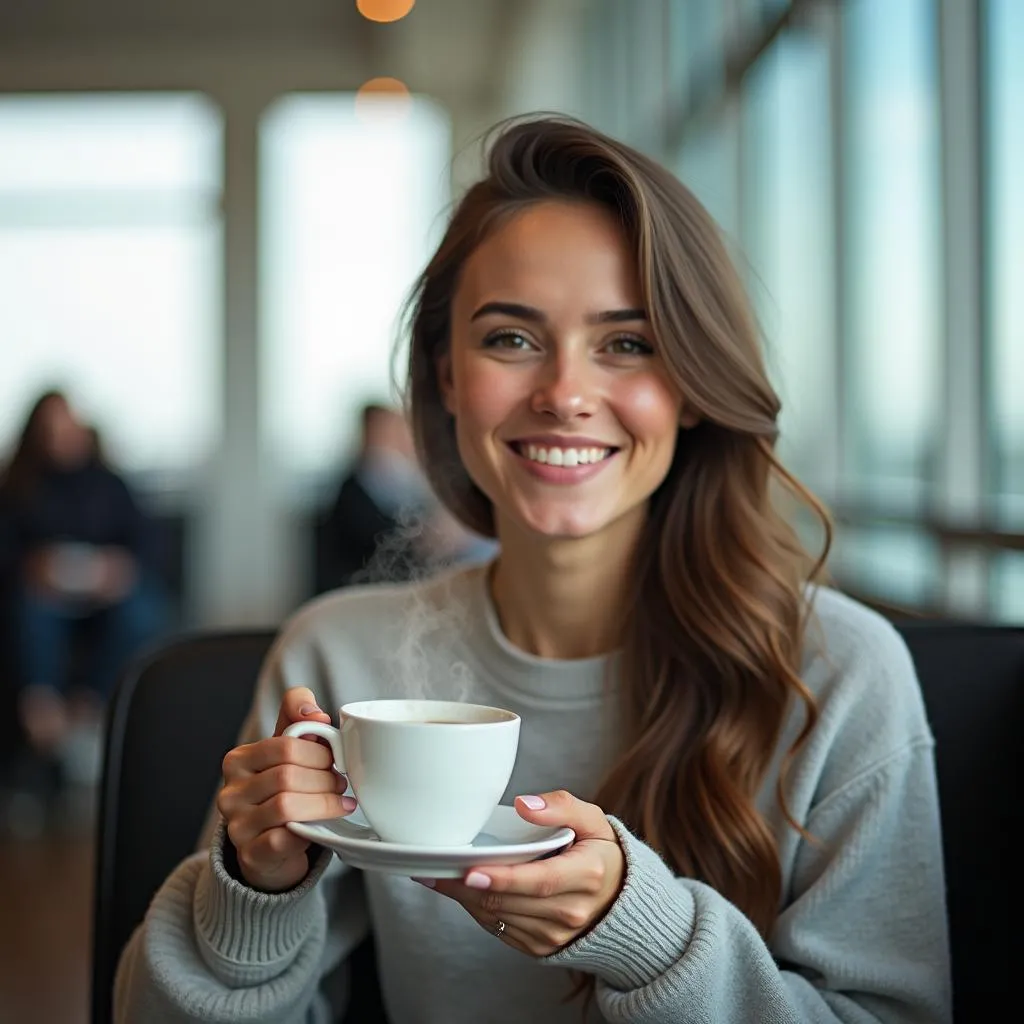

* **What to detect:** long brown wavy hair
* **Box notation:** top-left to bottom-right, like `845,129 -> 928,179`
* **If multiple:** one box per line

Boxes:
405,116 -> 831,974
0,389 -> 90,504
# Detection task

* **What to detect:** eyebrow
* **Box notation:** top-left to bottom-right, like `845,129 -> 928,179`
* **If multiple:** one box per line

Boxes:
469,301 -> 648,326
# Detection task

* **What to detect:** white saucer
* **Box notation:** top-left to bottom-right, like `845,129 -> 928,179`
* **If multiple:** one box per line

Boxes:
287,805 -> 575,878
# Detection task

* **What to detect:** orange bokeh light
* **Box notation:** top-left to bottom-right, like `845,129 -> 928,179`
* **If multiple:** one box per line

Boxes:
356,0 -> 416,24
355,77 -> 412,119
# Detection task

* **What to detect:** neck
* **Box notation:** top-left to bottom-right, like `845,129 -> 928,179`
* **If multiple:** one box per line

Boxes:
490,510 -> 645,660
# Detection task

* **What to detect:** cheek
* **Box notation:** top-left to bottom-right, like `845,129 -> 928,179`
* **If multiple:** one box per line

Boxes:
452,360 -> 521,428
617,378 -> 683,449
450,361 -> 523,492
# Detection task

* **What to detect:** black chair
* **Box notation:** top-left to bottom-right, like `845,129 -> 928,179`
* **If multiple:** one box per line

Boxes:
895,621 -> 1024,1023
90,630 -> 387,1023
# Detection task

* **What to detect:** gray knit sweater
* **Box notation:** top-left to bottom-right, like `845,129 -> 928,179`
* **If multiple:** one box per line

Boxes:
114,565 -> 952,1023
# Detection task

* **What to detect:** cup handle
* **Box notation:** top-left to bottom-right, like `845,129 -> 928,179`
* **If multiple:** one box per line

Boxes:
282,720 -> 346,774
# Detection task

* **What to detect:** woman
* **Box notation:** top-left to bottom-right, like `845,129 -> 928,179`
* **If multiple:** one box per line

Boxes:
114,117 -> 951,1023
0,390 -> 169,760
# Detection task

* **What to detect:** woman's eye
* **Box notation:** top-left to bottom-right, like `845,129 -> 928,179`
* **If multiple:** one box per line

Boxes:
482,331 -> 534,351
605,336 -> 654,356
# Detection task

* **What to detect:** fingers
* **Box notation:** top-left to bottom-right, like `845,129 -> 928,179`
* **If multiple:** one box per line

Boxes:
221,762 -> 347,811
274,687 -> 332,737
482,914 -> 580,958
425,832 -> 626,958
452,885 -> 596,932
223,735 -> 336,779
439,844 -> 605,900
225,789 -> 355,849
439,895 -> 582,957
513,790 -> 613,842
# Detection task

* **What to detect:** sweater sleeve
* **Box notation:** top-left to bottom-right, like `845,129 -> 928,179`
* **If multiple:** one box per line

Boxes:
113,623 -> 371,1023
547,740 -> 951,1023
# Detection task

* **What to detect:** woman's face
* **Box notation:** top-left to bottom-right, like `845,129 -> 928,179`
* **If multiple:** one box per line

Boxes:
36,397 -> 92,468
442,200 -> 695,544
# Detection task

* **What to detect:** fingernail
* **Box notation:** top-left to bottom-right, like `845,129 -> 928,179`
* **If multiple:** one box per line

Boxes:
412,877 -> 436,888
519,795 -> 546,810
465,871 -> 491,890
299,703 -> 322,716
340,796 -> 358,813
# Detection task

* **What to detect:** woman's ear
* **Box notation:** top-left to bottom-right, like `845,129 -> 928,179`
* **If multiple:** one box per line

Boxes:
437,352 -> 457,416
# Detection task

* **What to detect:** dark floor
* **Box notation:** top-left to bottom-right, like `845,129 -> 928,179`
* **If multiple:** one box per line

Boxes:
0,826 -> 93,1024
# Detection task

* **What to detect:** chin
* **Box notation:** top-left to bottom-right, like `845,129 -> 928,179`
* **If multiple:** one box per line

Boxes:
515,504 -> 613,541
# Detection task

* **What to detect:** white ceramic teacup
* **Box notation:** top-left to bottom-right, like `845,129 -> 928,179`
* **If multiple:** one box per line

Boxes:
283,699 -> 520,847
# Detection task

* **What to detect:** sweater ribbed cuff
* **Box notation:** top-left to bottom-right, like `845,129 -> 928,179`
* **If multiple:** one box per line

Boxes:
193,819 -> 334,987
546,817 -> 695,991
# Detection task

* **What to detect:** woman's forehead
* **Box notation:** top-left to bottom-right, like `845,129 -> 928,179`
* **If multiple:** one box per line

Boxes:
455,203 -> 642,313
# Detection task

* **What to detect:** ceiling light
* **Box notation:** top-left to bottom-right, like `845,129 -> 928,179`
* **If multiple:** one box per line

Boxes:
356,0 -> 416,24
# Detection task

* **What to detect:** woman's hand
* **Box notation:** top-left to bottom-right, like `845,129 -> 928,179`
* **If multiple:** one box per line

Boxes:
216,687 -> 355,892
93,546 -> 137,603
426,790 -> 625,957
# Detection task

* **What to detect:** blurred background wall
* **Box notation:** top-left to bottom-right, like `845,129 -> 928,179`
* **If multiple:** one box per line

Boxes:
0,0 -> 1020,632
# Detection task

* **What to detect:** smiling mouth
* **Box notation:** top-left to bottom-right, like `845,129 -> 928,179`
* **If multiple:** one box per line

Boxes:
509,442 -> 617,467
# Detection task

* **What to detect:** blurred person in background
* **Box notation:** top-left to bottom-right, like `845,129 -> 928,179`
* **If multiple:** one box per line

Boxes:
0,389 -> 171,806
318,401 -> 494,590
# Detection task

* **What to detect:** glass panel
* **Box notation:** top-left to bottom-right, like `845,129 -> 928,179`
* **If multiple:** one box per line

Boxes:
843,0 -> 941,508
676,113 -> 739,240
670,0 -> 728,101
0,94 -> 220,194
260,94 -> 451,487
0,94 -> 222,476
987,0 -> 1024,526
669,0 -> 692,101
832,524 -> 942,609
991,554 -> 1024,624
736,0 -> 790,31
742,32 -> 834,491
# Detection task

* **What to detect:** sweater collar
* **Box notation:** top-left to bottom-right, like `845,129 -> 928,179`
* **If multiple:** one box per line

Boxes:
455,561 -> 616,708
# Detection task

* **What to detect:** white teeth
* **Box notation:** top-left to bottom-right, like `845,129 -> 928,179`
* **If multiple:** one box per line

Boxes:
519,445 -> 611,467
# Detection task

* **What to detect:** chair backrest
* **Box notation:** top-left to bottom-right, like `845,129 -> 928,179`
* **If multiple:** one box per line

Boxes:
92,630 -> 274,1024
895,621 -> 1024,1022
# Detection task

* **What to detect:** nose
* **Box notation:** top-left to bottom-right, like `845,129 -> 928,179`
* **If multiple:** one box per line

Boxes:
530,351 -> 598,421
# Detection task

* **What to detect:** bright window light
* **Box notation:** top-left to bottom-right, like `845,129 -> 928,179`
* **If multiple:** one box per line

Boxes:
0,94 -> 223,478
259,93 -> 451,485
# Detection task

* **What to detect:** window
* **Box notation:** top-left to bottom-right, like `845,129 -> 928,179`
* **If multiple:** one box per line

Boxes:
0,94 -> 223,477
676,114 -> 740,240
842,0 -> 942,508
832,524 -> 942,609
742,32 -> 835,491
992,554 -> 1024,624
670,0 -> 728,100
987,0 -> 1024,526
259,93 -> 451,487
